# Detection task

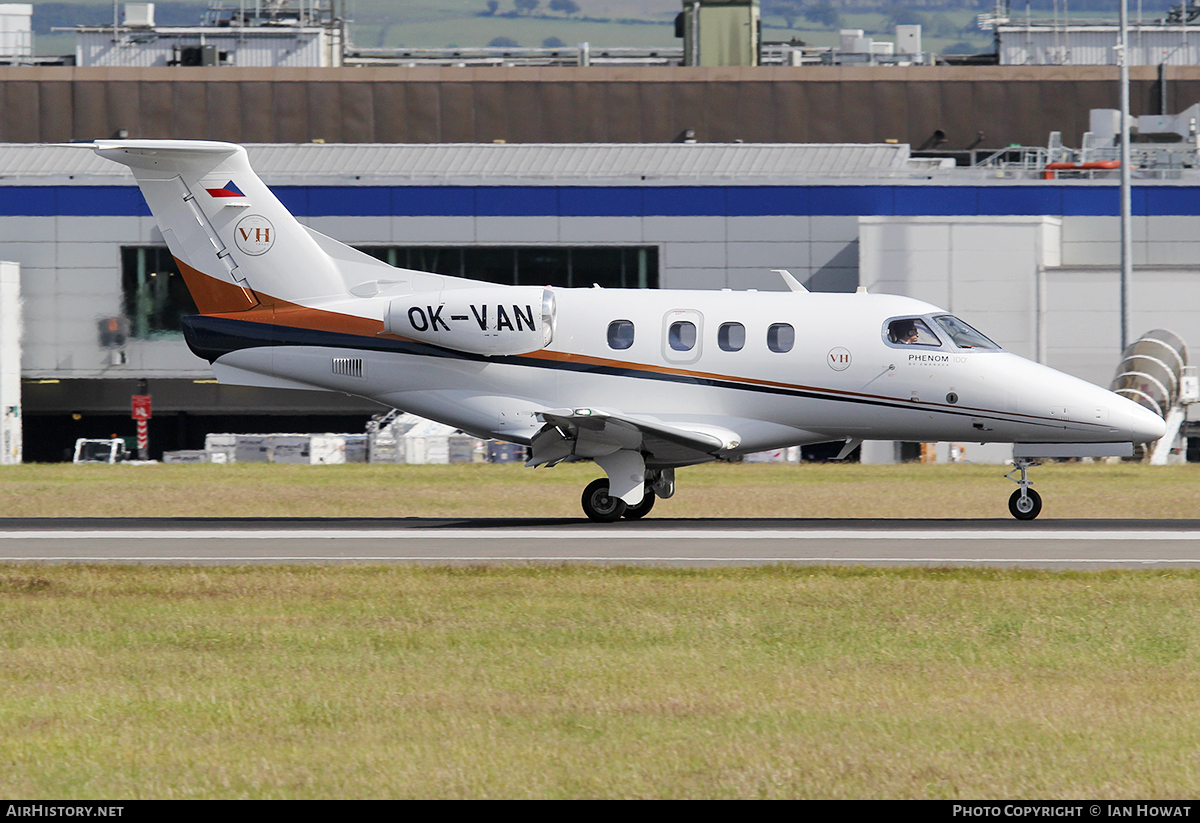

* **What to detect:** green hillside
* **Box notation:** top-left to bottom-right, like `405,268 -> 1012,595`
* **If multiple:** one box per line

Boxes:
25,0 -> 1001,57
29,0 -> 1168,57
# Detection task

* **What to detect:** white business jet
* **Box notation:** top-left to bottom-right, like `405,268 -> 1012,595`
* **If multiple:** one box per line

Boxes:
92,140 -> 1166,521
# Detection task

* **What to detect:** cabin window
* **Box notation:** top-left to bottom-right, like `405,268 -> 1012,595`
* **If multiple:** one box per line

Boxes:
886,317 -> 941,347
717,322 -> 745,352
767,323 -> 794,353
607,320 -> 635,350
668,321 -> 697,352
933,315 -> 1001,350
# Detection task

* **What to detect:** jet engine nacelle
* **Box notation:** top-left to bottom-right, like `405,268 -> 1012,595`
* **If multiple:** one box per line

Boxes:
385,286 -> 556,355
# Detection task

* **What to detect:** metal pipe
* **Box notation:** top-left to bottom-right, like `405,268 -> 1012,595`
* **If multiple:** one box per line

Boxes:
1119,0 -> 1133,352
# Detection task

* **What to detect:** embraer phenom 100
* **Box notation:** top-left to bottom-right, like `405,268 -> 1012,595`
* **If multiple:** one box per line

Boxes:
92,140 -> 1165,521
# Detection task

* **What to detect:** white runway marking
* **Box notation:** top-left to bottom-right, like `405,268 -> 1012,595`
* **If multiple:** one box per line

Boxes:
2,529 -> 1200,541
2,556 -> 1200,565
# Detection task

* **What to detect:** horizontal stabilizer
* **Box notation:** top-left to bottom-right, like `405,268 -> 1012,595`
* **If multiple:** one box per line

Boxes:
211,362 -> 327,392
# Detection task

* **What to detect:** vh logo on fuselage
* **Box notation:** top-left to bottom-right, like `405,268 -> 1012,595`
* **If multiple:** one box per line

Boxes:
407,303 -> 537,334
827,346 -> 852,371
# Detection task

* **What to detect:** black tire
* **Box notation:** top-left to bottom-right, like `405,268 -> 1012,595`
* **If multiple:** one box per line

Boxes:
622,489 -> 656,520
1008,488 -> 1043,521
582,478 -> 627,523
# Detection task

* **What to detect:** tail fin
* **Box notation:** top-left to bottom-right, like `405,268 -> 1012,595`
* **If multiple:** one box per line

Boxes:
94,140 -> 384,314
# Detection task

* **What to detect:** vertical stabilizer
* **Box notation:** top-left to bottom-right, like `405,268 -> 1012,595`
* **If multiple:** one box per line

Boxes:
94,140 -> 350,314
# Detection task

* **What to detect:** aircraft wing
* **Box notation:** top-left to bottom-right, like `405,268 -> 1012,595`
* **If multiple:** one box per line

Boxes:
528,407 -> 741,468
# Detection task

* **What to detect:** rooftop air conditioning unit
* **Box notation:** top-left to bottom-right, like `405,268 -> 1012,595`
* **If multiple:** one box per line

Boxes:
124,3 -> 155,28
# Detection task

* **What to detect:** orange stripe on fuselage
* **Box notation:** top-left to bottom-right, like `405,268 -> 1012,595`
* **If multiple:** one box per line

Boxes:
178,257 -> 389,337
175,258 -> 260,314
179,262 -> 1103,431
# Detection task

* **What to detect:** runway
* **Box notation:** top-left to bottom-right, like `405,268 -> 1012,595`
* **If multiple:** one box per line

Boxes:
2,517 -> 1200,569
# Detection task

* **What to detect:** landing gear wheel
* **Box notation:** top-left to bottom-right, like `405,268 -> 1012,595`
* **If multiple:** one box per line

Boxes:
622,489 -> 656,520
582,479 -> 627,523
1008,488 -> 1043,521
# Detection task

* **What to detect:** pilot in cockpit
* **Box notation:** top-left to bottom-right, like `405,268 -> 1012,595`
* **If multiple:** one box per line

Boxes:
889,319 -> 921,345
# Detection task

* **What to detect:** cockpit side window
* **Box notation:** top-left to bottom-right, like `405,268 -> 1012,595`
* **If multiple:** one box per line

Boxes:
933,315 -> 1002,350
886,317 -> 941,347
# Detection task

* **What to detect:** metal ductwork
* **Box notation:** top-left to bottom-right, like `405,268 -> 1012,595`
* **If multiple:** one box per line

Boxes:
1111,329 -> 1198,464
1110,329 -> 1190,417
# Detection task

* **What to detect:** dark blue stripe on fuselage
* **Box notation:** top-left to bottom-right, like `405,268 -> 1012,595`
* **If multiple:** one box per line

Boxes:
182,314 -> 1064,430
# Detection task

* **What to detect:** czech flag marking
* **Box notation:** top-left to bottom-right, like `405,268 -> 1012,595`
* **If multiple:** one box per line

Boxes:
205,180 -> 246,198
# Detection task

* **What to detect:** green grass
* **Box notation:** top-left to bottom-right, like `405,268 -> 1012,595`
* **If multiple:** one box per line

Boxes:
3,564 -> 1200,798
0,461 -> 1198,520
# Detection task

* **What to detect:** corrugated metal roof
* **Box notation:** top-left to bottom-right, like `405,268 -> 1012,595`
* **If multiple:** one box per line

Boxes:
998,25 -> 1200,66
247,143 -> 916,180
0,142 -> 920,185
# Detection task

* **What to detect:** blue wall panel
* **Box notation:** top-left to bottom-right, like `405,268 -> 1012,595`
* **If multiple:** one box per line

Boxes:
977,186 -> 1063,216
807,186 -> 895,215
1061,186 -> 1119,216
272,186 -> 309,216
476,186 -> 558,216
643,187 -> 726,216
301,186 -> 391,216
559,186 -> 642,217
1144,186 -> 1200,215
726,186 -> 811,216
57,186 -> 151,217
0,187 -> 59,216
894,186 -> 978,216
4,183 -> 1199,218
391,187 -> 475,217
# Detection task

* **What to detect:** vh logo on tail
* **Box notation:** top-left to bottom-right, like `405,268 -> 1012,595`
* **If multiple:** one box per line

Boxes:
233,215 -> 274,255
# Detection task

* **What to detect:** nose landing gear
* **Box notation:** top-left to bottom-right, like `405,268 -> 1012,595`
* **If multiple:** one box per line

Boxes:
1005,458 -> 1043,520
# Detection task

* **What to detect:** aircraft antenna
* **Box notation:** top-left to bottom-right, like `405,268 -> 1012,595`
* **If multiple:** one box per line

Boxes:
770,269 -> 808,293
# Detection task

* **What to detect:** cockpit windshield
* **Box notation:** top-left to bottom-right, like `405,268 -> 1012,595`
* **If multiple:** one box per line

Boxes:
932,315 -> 1002,350
886,317 -> 941,347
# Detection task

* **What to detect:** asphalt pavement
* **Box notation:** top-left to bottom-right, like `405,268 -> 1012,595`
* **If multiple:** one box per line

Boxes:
1,517 -> 1199,569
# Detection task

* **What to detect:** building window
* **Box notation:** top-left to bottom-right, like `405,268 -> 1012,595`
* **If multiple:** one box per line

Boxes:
608,320 -> 635,350
119,244 -> 658,338
717,322 -> 745,352
120,247 -> 197,338
767,323 -> 794,353
356,246 -> 659,289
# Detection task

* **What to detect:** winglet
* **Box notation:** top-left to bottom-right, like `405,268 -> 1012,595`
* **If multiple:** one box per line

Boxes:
771,269 -> 808,293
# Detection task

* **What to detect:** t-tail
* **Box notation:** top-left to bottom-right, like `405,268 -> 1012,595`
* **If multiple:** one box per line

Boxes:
92,139 -> 398,315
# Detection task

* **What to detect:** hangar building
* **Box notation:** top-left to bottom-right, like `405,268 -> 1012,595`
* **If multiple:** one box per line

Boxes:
3,140 -> 1200,460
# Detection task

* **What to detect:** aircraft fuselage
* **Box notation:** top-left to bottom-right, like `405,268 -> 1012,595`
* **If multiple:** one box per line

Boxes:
193,287 -> 1165,463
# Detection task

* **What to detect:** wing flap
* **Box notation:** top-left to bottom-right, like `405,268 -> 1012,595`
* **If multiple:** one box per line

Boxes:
528,407 -> 740,467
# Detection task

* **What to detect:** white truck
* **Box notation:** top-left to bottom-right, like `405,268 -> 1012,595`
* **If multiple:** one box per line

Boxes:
73,438 -> 129,464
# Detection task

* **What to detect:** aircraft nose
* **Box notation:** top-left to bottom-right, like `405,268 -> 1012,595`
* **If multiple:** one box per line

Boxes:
1114,396 -> 1168,443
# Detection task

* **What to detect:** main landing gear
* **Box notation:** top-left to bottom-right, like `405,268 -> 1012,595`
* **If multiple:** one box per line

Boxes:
580,469 -> 673,523
1005,458 -> 1043,521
